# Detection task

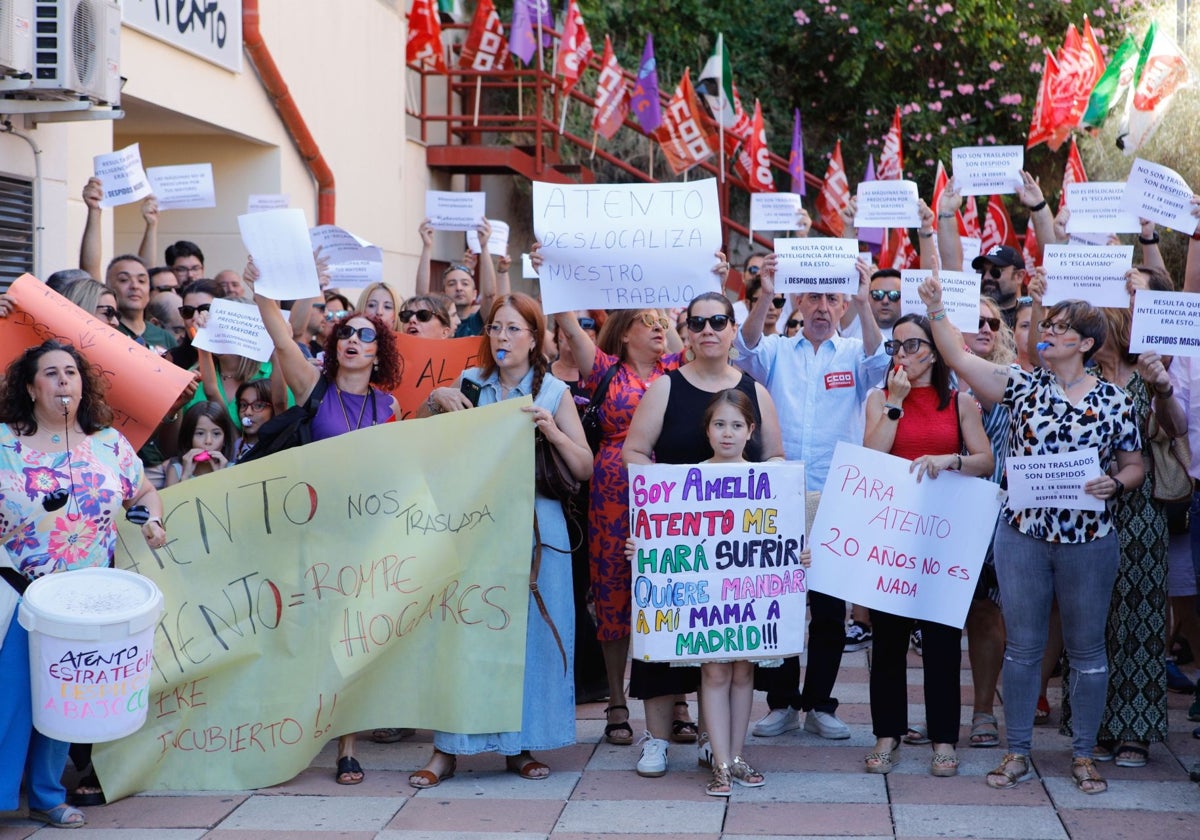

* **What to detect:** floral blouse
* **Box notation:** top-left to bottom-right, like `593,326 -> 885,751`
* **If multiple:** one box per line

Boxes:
0,424 -> 144,580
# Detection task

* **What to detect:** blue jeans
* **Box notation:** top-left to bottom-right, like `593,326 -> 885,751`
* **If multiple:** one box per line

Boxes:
993,523 -> 1119,758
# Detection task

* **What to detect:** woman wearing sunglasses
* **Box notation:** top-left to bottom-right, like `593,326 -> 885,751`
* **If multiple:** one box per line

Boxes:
918,266 -> 1143,796
623,292 -> 784,779
398,294 -> 456,339
861,314 -> 994,777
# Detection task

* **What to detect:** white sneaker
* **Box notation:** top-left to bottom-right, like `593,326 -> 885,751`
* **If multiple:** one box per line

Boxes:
751,707 -> 800,737
804,710 -> 851,740
636,732 -> 669,777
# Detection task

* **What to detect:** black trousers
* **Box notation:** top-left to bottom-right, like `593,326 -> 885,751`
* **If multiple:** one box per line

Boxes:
755,591 -> 845,713
868,608 -> 962,745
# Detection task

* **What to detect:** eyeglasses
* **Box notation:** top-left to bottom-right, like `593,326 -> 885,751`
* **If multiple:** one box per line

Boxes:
95,305 -> 118,320
638,312 -> 672,331
870,289 -> 902,302
324,310 -> 350,322
686,314 -> 733,333
485,323 -> 532,337
399,309 -> 437,324
980,265 -> 1005,280
336,325 -> 378,342
977,316 -> 1001,332
1037,319 -> 1074,335
578,317 -> 597,331
884,338 -> 933,356
178,303 -> 211,318
236,400 -> 271,412
746,265 -> 761,276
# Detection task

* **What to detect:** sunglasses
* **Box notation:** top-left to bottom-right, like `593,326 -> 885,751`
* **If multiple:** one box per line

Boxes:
237,400 -> 271,412
1037,319 -> 1074,335
178,303 -> 211,318
312,302 -> 327,311
336,325 -> 378,342
95,305 -> 119,320
152,285 -> 176,294
42,489 -> 70,512
638,312 -> 672,331
870,289 -> 902,302
980,265 -> 1005,280
578,317 -> 597,331
686,314 -> 733,333
325,310 -> 350,322
746,265 -> 761,275
977,316 -> 1001,332
750,296 -> 786,309
884,338 -> 933,356
785,319 -> 801,330
399,309 -> 437,324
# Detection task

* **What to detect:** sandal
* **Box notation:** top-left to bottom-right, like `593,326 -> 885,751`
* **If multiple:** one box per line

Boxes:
697,731 -> 712,769
1114,742 -> 1149,768
1092,741 -> 1114,762
67,769 -> 106,807
29,803 -> 86,829
865,739 -> 900,774
408,750 -> 456,789
604,704 -> 634,745
985,753 -> 1033,789
730,755 -> 765,787
671,701 -> 698,743
506,751 -> 550,780
705,762 -> 732,797
1071,756 -> 1108,794
903,724 -> 931,746
1034,695 -> 1051,725
969,712 -> 1000,748
931,750 -> 959,777
371,727 -> 415,743
335,755 -> 364,785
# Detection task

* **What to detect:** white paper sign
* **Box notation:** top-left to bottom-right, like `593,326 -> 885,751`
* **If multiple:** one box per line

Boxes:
522,253 -> 539,279
1129,290 -> 1200,356
773,238 -> 860,294
1065,182 -> 1142,234
93,144 -> 152,208
1121,158 -> 1199,234
467,219 -> 510,257
1069,231 -> 1113,246
191,299 -> 275,363
750,193 -> 804,231
247,194 -> 290,213
1005,449 -> 1104,512
308,225 -> 383,288
426,191 -> 487,231
145,164 -> 216,211
960,236 -> 982,269
628,462 -> 808,663
532,180 -> 723,313
951,146 -> 1024,196
807,442 -> 1002,628
854,181 -> 921,228
237,209 -> 321,300
901,270 -> 981,334
1041,244 -> 1134,307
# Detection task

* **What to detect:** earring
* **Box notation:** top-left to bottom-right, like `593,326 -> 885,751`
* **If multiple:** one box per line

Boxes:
685,347 -> 696,362
728,346 -> 740,361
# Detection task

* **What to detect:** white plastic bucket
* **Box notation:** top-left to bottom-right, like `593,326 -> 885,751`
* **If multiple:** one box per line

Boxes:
18,567 -> 164,743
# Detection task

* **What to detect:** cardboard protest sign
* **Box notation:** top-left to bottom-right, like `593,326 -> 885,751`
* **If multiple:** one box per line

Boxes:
1041,244 -> 1133,307
390,333 -> 483,419
807,442 -> 1001,628
951,146 -> 1023,196
192,300 -> 274,363
0,275 -> 194,450
1121,159 -> 1198,233
1006,449 -> 1104,512
901,270 -> 981,335
145,164 -> 217,210
237,209 -> 321,300
308,225 -> 383,288
1064,182 -> 1141,234
628,462 -> 808,663
532,180 -> 723,313
93,399 -> 536,797
750,193 -> 804,232
773,238 -> 860,295
426,190 -> 486,231
93,144 -> 152,208
1130,290 -> 1200,356
854,181 -> 921,228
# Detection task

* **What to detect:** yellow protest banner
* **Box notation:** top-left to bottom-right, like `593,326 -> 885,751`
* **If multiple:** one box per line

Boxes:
92,399 -> 535,798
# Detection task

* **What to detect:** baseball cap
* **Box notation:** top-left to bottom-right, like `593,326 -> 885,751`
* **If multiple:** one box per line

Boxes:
971,245 -> 1025,272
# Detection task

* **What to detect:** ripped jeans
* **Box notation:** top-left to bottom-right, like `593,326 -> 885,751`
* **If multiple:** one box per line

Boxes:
993,523 -> 1119,758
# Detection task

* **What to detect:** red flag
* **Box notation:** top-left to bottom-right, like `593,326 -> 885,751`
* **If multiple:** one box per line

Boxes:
981,195 -> 1020,255
556,0 -> 593,94
879,228 -> 919,270
877,106 -> 903,181
932,160 -> 971,238
1059,136 -> 1087,212
1080,18 -> 1107,93
1022,215 -> 1041,269
1046,22 -> 1106,150
1028,50 -> 1058,148
732,100 -> 775,192
407,0 -> 447,71
459,0 -> 511,71
815,141 -> 851,238
653,69 -> 718,174
592,36 -> 630,139
962,193 -> 982,240
728,83 -> 753,141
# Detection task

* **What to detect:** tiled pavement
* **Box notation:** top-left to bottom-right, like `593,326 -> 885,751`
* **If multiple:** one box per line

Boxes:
3,648 -> 1198,838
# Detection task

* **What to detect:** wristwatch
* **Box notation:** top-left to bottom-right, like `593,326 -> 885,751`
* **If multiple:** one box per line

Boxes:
1111,477 -> 1126,497
884,403 -> 903,421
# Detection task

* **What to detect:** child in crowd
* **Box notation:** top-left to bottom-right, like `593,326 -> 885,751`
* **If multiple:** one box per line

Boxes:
164,401 -> 235,485
232,379 -> 275,463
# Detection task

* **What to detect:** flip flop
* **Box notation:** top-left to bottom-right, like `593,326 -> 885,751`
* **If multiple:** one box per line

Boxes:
903,725 -> 931,745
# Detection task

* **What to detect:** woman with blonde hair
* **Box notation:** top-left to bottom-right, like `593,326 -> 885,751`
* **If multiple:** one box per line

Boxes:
360,281 -> 401,331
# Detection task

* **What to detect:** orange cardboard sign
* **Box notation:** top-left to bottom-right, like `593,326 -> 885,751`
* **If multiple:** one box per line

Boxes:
390,332 -> 483,419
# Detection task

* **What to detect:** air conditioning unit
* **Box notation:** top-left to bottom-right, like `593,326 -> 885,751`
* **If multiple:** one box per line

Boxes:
0,0 -> 35,78
29,0 -> 120,104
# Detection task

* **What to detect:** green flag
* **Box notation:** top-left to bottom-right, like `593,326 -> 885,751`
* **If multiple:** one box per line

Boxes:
1082,33 -> 1138,128
698,33 -> 737,128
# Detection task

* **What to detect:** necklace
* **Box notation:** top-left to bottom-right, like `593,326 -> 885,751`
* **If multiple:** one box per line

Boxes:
51,433 -> 62,443
1056,373 -> 1088,390
336,385 -> 371,433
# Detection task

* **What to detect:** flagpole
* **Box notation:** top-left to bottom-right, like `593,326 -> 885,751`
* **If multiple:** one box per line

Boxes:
559,96 -> 569,134
474,75 -> 482,126
536,12 -> 544,72
590,131 -> 598,160
719,120 -> 725,184
648,136 -> 654,180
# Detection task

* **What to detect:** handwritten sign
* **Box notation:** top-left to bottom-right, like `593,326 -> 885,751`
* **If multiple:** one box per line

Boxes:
902,269 -> 981,334
1121,159 -> 1198,233
951,146 -> 1023,196
1130,290 -> 1200,357
308,225 -> 383,288
807,442 -> 1001,628
426,190 -> 486,231
0,275 -> 195,450
390,333 -> 483,419
92,398 -> 535,798
1041,244 -> 1133,307
1006,448 -> 1104,512
773,238 -> 860,295
237,209 -> 321,300
750,193 -> 804,232
467,219 -> 510,257
1065,182 -> 1141,234
628,462 -> 808,663
532,180 -> 723,313
192,300 -> 274,363
145,164 -> 217,211
854,181 -> 921,228
247,194 -> 289,213
93,144 -> 152,208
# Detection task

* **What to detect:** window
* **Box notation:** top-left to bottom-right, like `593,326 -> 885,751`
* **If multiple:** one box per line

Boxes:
0,175 -> 34,289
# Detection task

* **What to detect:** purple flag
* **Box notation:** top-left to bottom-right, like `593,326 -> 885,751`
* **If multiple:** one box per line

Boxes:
631,34 -> 662,133
509,0 -> 553,65
859,153 -> 884,252
788,108 -> 805,196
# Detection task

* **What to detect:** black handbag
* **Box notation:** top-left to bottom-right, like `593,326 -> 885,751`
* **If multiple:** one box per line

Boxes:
534,429 -> 580,501
238,377 -> 329,463
580,362 -> 620,455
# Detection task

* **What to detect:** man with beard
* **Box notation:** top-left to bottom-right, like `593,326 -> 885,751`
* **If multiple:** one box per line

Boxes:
970,245 -> 1027,330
